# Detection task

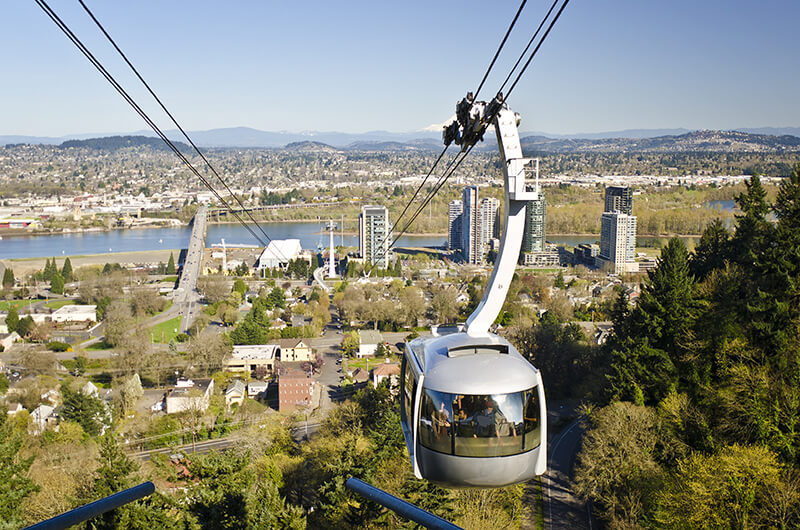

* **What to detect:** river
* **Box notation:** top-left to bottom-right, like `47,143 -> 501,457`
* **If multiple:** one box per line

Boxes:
0,219 -> 709,260
0,222 -> 448,260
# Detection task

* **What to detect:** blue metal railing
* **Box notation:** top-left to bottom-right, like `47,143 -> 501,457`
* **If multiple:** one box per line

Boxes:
26,482 -> 155,530
345,477 -> 462,530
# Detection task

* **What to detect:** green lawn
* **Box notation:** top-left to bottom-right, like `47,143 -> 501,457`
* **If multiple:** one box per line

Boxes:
149,316 -> 183,343
160,276 -> 179,283
345,354 -> 399,373
0,300 -> 27,312
44,299 -> 77,310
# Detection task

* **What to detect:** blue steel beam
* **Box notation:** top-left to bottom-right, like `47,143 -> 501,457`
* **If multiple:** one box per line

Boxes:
26,482 -> 155,530
345,477 -> 462,530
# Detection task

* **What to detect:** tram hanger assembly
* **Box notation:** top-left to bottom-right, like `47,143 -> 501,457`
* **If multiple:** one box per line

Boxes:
401,97 -> 547,488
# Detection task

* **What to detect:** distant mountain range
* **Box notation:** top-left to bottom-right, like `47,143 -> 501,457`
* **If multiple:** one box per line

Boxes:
2,126 -> 799,153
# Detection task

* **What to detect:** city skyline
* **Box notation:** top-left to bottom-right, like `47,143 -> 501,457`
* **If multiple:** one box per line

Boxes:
1,1 -> 799,136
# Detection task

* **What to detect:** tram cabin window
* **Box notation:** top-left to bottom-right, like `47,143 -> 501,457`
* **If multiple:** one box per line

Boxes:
418,389 -> 540,457
402,357 -> 416,423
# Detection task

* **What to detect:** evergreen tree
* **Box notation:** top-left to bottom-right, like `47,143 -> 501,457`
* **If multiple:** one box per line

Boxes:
1,267 -> 14,288
61,385 -> 109,436
6,307 -> 19,334
608,239 -> 696,403
730,174 -> 771,272
15,316 -> 34,338
0,417 -> 39,528
50,273 -> 65,295
61,257 -> 73,281
232,279 -> 247,298
166,253 -> 176,275
748,164 -> 800,354
88,432 -> 138,530
690,219 -> 731,280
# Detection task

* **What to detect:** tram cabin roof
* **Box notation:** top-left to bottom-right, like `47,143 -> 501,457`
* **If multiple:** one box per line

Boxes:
406,332 -> 539,396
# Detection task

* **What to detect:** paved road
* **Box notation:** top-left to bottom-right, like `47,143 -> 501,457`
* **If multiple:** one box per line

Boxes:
543,402 -> 596,530
176,205 -> 207,333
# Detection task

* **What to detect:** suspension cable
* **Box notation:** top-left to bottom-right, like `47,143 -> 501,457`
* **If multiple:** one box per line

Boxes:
474,0 -> 528,100
34,0 -> 274,252
76,0 -> 285,259
504,0 -> 571,100
497,0 -> 561,95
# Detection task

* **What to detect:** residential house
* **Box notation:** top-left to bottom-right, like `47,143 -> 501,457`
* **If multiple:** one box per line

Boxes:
278,369 -> 313,411
30,404 -> 56,434
351,368 -> 370,384
357,330 -> 383,358
165,378 -> 214,414
278,339 -> 314,363
0,332 -> 20,351
371,360 -> 400,390
247,381 -> 268,399
225,380 -> 246,407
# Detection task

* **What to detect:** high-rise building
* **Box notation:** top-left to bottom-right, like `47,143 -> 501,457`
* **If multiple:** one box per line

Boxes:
461,186 -> 481,264
604,186 -> 633,215
359,205 -> 390,268
448,199 -> 463,251
597,212 -> 638,274
522,193 -> 546,253
479,197 -> 500,253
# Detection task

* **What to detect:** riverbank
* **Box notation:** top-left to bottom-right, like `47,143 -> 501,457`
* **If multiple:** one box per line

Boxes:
2,249 -> 181,276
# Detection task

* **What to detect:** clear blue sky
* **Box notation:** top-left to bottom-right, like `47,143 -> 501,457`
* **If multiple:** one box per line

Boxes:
2,0 -> 798,136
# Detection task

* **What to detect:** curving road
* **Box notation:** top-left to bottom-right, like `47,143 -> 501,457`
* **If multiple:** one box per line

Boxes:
543,403 -> 596,530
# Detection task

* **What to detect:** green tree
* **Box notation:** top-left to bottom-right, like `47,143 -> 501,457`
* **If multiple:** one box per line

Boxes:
61,257 -> 73,281
655,444 -> 783,529
0,416 -> 39,528
2,267 -> 14,288
232,278 -> 247,298
748,164 -> 800,354
88,432 -> 139,530
166,253 -> 176,275
341,331 -> 360,357
15,315 -> 34,338
267,286 -> 286,309
554,270 -> 566,289
50,273 -> 65,295
690,218 -> 731,280
6,307 -> 19,334
61,384 -> 110,436
608,239 -> 697,404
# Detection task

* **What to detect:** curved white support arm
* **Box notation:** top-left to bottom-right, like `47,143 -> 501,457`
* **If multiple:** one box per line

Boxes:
465,107 -> 538,337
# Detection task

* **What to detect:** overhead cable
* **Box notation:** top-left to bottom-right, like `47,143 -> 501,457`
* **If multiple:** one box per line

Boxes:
76,0 -> 284,257
34,0 -> 273,251
474,0 -> 528,100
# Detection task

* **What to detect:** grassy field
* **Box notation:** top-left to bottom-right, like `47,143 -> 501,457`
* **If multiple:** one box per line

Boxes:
160,276 -> 179,283
345,354 -> 399,373
0,300 -> 26,312
44,299 -> 77,310
149,316 -> 183,344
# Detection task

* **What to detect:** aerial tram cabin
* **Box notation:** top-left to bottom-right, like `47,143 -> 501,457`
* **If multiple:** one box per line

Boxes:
401,99 -> 547,488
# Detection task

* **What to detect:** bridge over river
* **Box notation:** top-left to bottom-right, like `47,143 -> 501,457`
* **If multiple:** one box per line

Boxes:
174,205 -> 207,333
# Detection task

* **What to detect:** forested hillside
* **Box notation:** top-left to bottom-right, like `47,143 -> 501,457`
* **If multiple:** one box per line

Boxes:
568,165 -> 800,528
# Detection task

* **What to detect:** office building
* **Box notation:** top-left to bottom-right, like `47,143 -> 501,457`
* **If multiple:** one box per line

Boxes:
461,186 -> 481,264
448,199 -> 463,251
359,205 -> 391,268
604,186 -> 633,215
522,193 -> 546,253
596,212 -> 639,274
